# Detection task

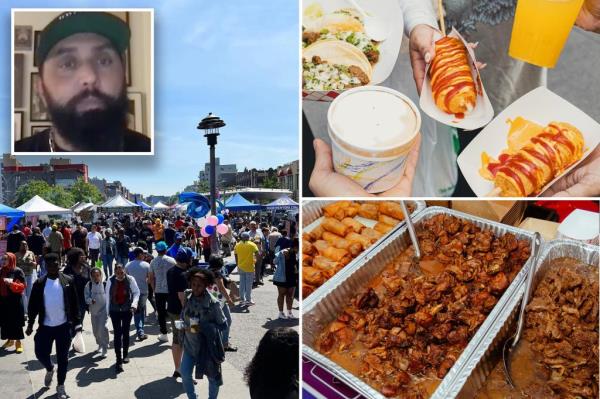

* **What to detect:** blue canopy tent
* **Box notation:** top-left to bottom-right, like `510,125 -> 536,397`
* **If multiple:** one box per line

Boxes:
263,196 -> 299,211
223,193 -> 263,211
0,204 -> 26,231
136,200 -> 152,211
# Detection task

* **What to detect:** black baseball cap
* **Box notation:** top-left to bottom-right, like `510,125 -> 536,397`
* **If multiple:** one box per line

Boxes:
35,11 -> 131,67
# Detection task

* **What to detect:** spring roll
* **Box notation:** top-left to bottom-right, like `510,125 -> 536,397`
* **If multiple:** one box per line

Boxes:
322,217 -> 350,237
361,227 -> 383,243
358,203 -> 379,220
341,217 -> 365,234
303,241 -> 315,256
313,240 -> 351,264
303,267 -> 325,286
323,201 -> 351,220
378,214 -> 401,226
374,222 -> 394,234
346,203 -> 360,218
379,201 -> 405,220
309,225 -> 325,241
312,255 -> 342,276
302,232 -> 314,243
346,232 -> 371,250
322,231 -> 362,256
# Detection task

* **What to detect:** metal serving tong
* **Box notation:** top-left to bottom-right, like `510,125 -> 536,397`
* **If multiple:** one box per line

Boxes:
401,201 -> 421,260
502,232 -> 542,388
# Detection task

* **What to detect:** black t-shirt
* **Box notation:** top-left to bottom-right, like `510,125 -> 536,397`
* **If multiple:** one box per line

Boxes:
166,266 -> 188,315
27,233 -> 46,256
116,236 -> 131,257
14,128 -> 151,152
72,229 -> 86,249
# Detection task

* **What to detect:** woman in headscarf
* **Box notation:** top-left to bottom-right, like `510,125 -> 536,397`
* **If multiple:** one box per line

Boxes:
0,253 -> 26,353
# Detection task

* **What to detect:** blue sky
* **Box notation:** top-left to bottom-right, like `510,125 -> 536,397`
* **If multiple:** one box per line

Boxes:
1,0 -> 299,196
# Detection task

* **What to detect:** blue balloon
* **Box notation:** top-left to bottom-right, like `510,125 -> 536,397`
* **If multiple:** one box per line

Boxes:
217,214 -> 225,224
205,225 -> 215,235
178,192 -> 211,219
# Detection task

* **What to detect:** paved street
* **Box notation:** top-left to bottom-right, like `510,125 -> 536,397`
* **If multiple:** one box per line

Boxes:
0,255 -> 299,399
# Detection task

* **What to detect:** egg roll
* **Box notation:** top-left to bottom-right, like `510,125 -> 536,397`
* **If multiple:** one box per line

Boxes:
322,231 -> 362,256
358,203 -> 379,220
374,222 -> 394,234
378,214 -> 401,226
313,240 -> 351,264
379,201 -> 405,221
322,217 -> 351,237
346,232 -> 371,250
361,228 -> 383,243
341,217 -> 365,234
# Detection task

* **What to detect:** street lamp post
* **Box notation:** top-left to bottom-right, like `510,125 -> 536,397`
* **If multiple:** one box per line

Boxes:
198,112 -> 225,254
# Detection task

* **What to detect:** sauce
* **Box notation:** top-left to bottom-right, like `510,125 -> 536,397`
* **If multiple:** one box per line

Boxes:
419,258 -> 446,277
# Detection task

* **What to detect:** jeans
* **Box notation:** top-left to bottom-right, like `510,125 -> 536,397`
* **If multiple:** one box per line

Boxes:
134,293 -> 147,336
34,323 -> 72,385
222,304 -> 231,347
89,248 -> 100,264
181,350 -> 219,399
155,293 -> 169,335
109,310 -> 133,362
239,271 -> 254,303
116,255 -> 129,267
23,270 -> 37,314
102,254 -> 114,279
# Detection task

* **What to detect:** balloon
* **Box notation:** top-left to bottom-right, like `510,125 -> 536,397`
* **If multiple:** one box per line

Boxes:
197,217 -> 207,227
216,224 -> 229,235
205,225 -> 215,235
207,215 -> 219,226
200,227 -> 210,237
217,214 -> 225,224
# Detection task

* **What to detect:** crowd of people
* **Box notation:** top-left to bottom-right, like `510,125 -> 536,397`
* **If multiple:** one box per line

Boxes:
0,211 -> 299,399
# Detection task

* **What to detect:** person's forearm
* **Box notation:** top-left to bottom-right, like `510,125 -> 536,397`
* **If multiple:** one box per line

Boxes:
400,0 -> 439,37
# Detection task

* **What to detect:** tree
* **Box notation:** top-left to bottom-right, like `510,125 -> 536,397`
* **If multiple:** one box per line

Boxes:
48,186 -> 75,208
13,180 -> 52,207
261,176 -> 280,189
70,178 -> 104,203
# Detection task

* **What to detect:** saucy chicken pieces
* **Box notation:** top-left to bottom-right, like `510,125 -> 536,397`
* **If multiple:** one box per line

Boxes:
316,215 -> 531,398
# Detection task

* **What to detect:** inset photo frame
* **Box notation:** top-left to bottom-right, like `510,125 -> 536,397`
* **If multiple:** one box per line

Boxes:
11,9 -> 154,155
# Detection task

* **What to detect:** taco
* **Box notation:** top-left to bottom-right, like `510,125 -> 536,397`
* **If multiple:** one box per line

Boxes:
302,40 -> 373,91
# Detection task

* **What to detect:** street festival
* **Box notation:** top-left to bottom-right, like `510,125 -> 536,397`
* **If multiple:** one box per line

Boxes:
0,185 -> 299,399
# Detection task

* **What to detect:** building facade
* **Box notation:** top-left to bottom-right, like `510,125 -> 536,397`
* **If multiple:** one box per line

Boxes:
89,177 -> 131,200
198,158 -> 237,187
276,160 -> 299,201
1,154 -> 88,203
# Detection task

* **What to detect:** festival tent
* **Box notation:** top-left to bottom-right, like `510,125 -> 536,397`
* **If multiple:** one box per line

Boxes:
136,200 -> 152,211
153,201 -> 170,210
98,194 -> 140,213
17,195 -> 73,216
223,193 -> 263,211
71,201 -> 96,214
0,204 -> 26,231
263,195 -> 299,211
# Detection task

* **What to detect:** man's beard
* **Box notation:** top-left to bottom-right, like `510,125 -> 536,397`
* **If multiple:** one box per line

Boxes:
44,86 -> 128,151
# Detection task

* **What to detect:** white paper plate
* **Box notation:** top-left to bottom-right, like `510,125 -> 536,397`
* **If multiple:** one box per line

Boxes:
302,0 -> 402,100
419,28 -> 494,130
457,86 -> 600,197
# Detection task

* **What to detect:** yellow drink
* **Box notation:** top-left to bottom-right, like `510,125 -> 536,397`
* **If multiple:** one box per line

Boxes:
509,0 -> 584,68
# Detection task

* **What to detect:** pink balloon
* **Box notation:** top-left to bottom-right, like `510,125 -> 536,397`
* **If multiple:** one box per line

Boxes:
207,215 -> 219,226
200,227 -> 210,237
216,224 -> 229,235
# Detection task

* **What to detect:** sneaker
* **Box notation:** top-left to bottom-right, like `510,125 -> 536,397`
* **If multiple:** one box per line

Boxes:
44,367 -> 55,387
247,301 -> 256,306
95,345 -> 103,353
157,334 -> 169,342
172,370 -> 181,379
287,312 -> 297,319
137,334 -> 148,341
278,312 -> 287,320
122,357 -> 130,364
100,347 -> 108,358
56,384 -> 68,399
115,363 -> 124,373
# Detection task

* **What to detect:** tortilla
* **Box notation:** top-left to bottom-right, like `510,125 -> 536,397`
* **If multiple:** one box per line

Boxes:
303,40 -> 373,80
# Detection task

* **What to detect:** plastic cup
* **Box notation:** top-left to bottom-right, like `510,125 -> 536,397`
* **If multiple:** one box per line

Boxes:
509,0 -> 584,68
174,320 -> 184,330
327,86 -> 421,193
189,317 -> 199,333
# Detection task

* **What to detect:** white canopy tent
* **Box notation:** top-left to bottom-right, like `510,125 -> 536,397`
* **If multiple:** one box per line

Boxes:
153,201 -> 170,210
98,194 -> 140,213
17,195 -> 73,216
71,201 -> 96,214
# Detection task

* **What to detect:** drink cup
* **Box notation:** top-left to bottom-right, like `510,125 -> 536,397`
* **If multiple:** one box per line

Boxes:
509,0 -> 584,68
327,86 -> 421,193
189,317 -> 199,333
174,320 -> 184,330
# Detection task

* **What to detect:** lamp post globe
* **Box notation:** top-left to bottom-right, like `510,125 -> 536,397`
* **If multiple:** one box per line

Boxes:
197,112 -> 226,253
